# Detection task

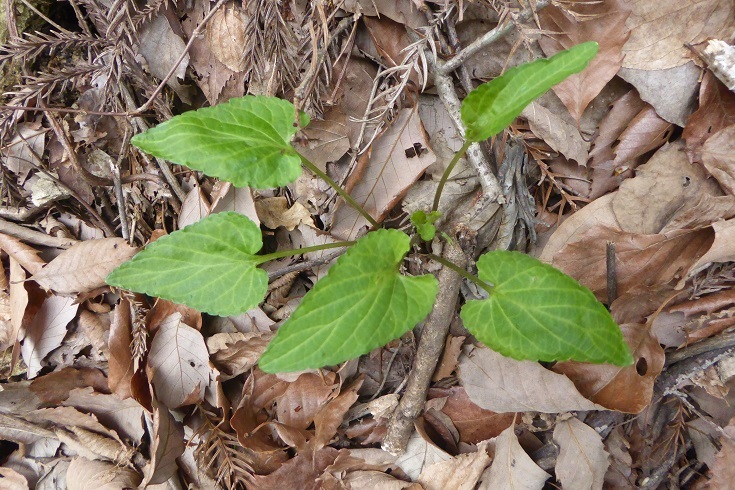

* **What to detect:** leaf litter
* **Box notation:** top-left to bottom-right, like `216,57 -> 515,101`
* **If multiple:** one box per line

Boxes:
2,0 -> 735,487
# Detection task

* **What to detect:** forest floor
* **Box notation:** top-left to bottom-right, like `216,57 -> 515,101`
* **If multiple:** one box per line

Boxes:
1,0 -> 735,488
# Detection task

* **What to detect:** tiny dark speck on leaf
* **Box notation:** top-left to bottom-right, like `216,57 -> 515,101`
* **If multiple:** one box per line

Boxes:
189,361 -> 196,368
636,357 -> 647,376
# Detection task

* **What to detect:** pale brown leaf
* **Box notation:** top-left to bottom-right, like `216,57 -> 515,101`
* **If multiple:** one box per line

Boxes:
0,233 -> 46,275
477,425 -> 550,490
0,466 -> 30,489
613,142 -> 721,234
702,124 -> 735,195
539,0 -> 631,122
139,14 -> 190,101
458,346 -> 606,413
331,108 -> 436,239
553,324 -> 665,413
708,417 -> 735,488
31,238 -> 137,294
178,185 -> 210,228
7,258 -> 27,354
622,0 -> 735,71
210,181 -> 260,224
65,457 -> 141,490
522,99 -> 589,164
147,313 -> 213,408
432,335 -> 465,382
553,417 -> 609,490
207,6 -> 247,72
143,399 -> 185,486
683,72 -> 735,163
255,197 -> 313,230
275,372 -> 337,430
206,331 -> 273,381
20,295 -> 79,378
688,218 -> 735,276
394,423 -> 452,480
612,106 -> 672,166
294,108 -> 351,171
2,122 -> 45,182
417,440 -> 491,490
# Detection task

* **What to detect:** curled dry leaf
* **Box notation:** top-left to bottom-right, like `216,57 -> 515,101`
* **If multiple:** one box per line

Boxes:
553,324 -> 665,413
458,345 -> 607,413
21,295 -> 79,379
477,425 -> 550,490
394,422 -> 451,480
0,232 -> 46,275
147,313 -> 213,408
612,106 -> 672,166
31,238 -> 137,294
521,99 -> 589,165
275,372 -> 338,430
683,72 -> 735,163
206,331 -> 273,381
255,197 -> 313,230
553,417 -> 609,490
138,14 -> 190,102
701,124 -> 735,195
65,457 -> 141,490
417,440 -> 491,490
143,398 -> 185,486
687,218 -> 735,276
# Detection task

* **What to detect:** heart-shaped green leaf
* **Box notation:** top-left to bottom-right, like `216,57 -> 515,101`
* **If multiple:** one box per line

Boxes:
461,250 -> 633,366
259,229 -> 438,373
106,212 -> 267,316
131,96 -> 309,188
461,42 -> 598,142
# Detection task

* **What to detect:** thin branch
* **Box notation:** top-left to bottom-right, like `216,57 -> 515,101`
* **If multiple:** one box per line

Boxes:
0,218 -> 78,248
268,249 -> 345,282
382,237 -> 467,454
437,0 -> 551,75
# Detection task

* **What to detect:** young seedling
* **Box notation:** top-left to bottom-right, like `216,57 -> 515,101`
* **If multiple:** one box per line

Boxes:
107,41 -> 633,374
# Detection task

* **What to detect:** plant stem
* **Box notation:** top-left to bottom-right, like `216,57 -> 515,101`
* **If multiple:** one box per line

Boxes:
299,154 -> 379,228
425,252 -> 494,293
256,241 -> 354,264
432,140 -> 472,212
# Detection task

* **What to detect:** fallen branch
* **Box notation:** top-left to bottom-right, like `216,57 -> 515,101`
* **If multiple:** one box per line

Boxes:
382,236 -> 467,454
0,218 -> 78,248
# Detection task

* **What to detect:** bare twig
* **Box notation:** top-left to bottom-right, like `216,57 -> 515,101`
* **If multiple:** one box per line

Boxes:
267,249 -> 345,282
112,129 -> 131,240
606,241 -> 617,304
437,0 -> 551,75
0,219 -> 78,248
382,237 -> 467,454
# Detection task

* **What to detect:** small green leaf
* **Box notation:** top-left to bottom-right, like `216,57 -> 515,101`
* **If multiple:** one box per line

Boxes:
461,42 -> 598,142
107,212 -> 267,317
131,96 -> 309,188
461,250 -> 633,366
259,229 -> 438,373
410,210 -> 441,241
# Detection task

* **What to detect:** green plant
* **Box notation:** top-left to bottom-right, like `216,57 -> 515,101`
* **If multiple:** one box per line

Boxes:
107,41 -> 634,373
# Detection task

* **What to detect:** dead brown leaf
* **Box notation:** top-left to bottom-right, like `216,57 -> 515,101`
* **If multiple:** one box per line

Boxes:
255,197 -> 313,230
702,124 -> 735,195
65,457 -> 141,490
20,295 -> 79,378
612,105 -> 672,166
477,425 -> 550,489
522,98 -> 589,165
688,218 -> 735,276
553,416 -> 609,490
394,422 -> 451,480
147,313 -> 213,408
708,417 -> 735,488
553,324 -> 664,413
30,238 -> 137,295
539,0 -> 631,122
107,298 -> 133,399
331,107 -> 436,239
0,233 -> 46,275
417,440 -> 491,490
428,387 -> 515,444
275,372 -> 338,430
207,6 -> 247,72
138,13 -> 190,103
683,72 -> 735,163
458,345 -> 607,413
142,399 -> 185,486
622,1 -> 735,71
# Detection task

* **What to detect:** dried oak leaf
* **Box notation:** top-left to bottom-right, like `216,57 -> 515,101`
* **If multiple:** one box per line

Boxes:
539,0 -> 631,122
553,324 -> 664,413
31,238 -> 137,295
